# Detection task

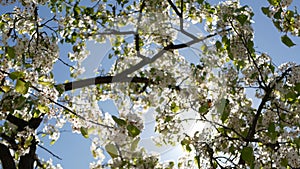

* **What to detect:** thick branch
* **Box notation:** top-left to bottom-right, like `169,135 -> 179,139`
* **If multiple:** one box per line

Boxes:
6,114 -> 43,131
245,87 -> 272,140
95,30 -> 136,36
246,67 -> 294,141
56,29 -> 229,93
0,143 -> 16,169
0,133 -> 18,150
58,76 -> 152,91
115,29 -> 230,80
19,137 -> 37,169
6,114 -> 28,131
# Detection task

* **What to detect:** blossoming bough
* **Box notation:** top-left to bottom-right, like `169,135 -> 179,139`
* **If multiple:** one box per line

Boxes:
0,0 -> 300,168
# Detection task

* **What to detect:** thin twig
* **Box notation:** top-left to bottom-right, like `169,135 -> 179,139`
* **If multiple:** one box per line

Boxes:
57,58 -> 75,69
38,144 -> 62,160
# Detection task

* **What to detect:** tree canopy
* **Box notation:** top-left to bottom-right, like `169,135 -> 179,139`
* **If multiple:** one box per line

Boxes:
1,0 -> 300,168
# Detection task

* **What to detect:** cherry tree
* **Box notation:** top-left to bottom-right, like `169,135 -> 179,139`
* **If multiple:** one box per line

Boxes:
0,0 -> 300,168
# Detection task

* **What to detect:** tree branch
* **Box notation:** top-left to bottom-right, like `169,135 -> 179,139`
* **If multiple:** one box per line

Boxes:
19,137 -> 37,169
0,133 -> 18,150
94,30 -> 136,36
38,144 -> 62,160
58,76 -> 153,91
246,66 -> 295,141
114,28 -> 230,80
0,143 -> 16,169
54,28 -> 230,94
135,0 -> 146,59
167,0 -> 181,17
6,114 -> 43,131
6,114 -> 28,131
57,58 -> 75,69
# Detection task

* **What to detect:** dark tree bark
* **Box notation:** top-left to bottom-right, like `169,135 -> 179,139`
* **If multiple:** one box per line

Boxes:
18,138 -> 37,169
0,135 -> 39,169
0,143 -> 16,169
59,76 -> 152,91
1,114 -> 44,169
6,114 -> 43,131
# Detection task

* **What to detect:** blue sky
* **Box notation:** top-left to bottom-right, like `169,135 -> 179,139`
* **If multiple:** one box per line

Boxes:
1,0 -> 300,168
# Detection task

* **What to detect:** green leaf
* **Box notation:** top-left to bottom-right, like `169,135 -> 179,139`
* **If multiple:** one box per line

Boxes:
33,110 -> 41,118
241,147 -> 254,164
37,104 -> 50,113
130,137 -> 140,151
236,14 -> 248,25
6,46 -> 15,59
171,102 -> 180,113
84,7 -> 94,14
268,122 -> 275,133
221,109 -> 230,123
24,135 -> 33,148
105,143 -> 119,158
293,138 -> 300,148
181,138 -> 190,146
294,83 -> 300,93
198,104 -> 208,114
15,80 -> 29,94
165,115 -> 173,122
261,7 -> 270,16
73,4 -> 81,18
0,21 -> 4,29
267,0 -> 280,6
1,86 -> 10,92
9,71 -> 25,80
267,122 -> 277,140
185,144 -> 192,152
127,124 -> 140,138
108,53 -> 113,59
112,115 -> 127,126
50,139 -> 56,145
80,127 -> 89,138
269,64 -> 275,73
247,40 -> 254,51
15,96 -> 26,110
220,99 -> 230,123
285,90 -> 297,103
273,21 -> 282,31
70,32 -> 77,44
235,60 -> 245,70
280,158 -> 288,167
286,10 -> 294,18
92,150 -> 97,158
55,84 -> 65,95
206,16 -> 213,23
39,81 -> 53,86
281,35 -> 296,47
38,76 -> 53,86
194,155 -> 200,167
222,36 -> 231,51
215,41 -> 222,50
273,10 -> 282,19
